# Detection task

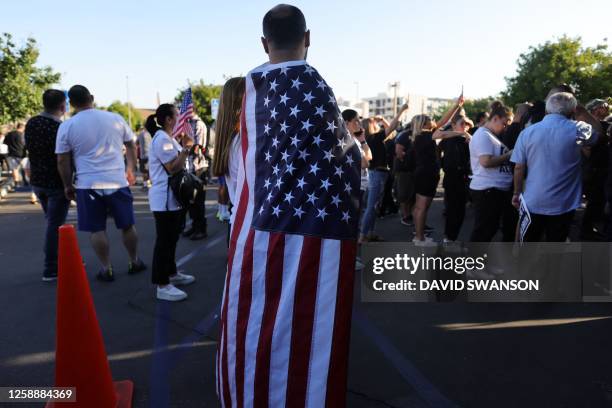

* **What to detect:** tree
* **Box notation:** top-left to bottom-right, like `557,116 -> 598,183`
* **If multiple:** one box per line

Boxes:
463,97 -> 495,121
432,97 -> 495,123
502,36 -> 612,106
105,101 -> 143,130
175,80 -> 222,126
0,33 -> 61,125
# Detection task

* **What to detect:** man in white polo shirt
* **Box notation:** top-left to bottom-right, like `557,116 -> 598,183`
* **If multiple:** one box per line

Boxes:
56,85 -> 146,281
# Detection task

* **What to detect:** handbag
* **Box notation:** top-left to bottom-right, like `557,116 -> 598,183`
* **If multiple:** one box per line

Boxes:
159,159 -> 203,210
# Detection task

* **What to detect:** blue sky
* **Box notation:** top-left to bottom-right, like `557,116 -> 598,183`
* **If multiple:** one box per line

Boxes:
4,0 -> 610,108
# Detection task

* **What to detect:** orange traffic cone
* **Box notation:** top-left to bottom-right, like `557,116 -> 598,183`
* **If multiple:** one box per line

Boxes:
47,224 -> 133,407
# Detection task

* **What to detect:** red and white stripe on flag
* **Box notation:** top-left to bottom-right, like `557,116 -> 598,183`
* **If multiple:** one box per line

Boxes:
216,63 -> 357,407
173,87 -> 194,139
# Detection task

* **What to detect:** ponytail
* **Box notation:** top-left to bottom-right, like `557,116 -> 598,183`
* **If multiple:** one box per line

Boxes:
144,114 -> 159,136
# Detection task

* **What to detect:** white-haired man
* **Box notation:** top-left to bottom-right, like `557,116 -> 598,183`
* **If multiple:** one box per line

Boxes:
510,92 -> 602,242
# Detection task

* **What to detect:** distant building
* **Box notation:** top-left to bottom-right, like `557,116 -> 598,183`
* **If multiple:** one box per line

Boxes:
363,93 -> 407,118
424,97 -> 454,118
336,97 -> 369,118
356,92 -> 454,123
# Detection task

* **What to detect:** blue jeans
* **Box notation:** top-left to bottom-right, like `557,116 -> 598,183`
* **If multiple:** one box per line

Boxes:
33,187 -> 70,277
360,170 -> 388,235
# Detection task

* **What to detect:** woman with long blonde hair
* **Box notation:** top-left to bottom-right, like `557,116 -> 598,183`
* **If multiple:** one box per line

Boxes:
212,77 -> 246,229
410,95 -> 465,245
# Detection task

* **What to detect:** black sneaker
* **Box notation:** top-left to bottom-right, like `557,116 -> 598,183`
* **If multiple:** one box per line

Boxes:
182,226 -> 196,237
424,224 -> 435,232
96,267 -> 115,282
190,230 -> 208,241
128,258 -> 147,274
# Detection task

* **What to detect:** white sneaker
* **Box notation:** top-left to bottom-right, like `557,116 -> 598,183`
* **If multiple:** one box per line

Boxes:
156,284 -> 187,301
221,208 -> 231,222
413,237 -> 437,247
169,271 -> 195,286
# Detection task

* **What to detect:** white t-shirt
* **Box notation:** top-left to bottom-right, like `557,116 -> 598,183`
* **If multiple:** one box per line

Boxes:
148,130 -> 182,212
56,109 -> 134,189
469,126 -> 513,191
225,134 -> 241,224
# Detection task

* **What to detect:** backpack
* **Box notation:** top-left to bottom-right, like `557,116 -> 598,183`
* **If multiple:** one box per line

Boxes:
440,137 -> 470,174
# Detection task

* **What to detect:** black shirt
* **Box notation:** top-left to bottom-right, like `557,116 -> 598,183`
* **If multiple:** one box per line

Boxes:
366,129 -> 389,170
24,114 -> 63,189
500,122 -> 523,150
439,136 -> 470,175
413,131 -> 439,174
394,130 -> 415,172
4,130 -> 26,158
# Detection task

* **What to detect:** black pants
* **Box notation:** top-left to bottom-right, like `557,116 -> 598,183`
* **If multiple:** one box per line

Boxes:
583,170 -> 606,231
524,211 -> 575,242
443,172 -> 468,241
378,171 -> 397,216
152,210 -> 183,285
470,188 -> 517,242
184,186 -> 207,232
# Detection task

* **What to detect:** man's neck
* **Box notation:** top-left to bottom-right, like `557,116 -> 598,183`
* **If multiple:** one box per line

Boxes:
43,110 -> 63,120
268,50 -> 305,64
73,106 -> 93,114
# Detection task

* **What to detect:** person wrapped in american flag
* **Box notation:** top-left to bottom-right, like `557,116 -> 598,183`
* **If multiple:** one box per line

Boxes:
216,4 -> 361,407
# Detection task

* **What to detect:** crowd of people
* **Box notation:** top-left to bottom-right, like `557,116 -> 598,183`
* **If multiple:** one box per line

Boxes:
341,89 -> 610,248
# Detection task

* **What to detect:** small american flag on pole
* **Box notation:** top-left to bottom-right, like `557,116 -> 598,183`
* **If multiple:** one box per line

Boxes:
173,87 -> 194,139
217,61 -> 360,408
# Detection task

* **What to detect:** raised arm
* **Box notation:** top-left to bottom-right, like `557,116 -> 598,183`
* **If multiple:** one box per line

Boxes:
383,103 -> 410,137
437,94 -> 465,129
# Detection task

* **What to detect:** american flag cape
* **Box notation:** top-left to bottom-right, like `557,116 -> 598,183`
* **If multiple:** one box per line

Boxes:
217,60 -> 361,407
173,87 -> 194,139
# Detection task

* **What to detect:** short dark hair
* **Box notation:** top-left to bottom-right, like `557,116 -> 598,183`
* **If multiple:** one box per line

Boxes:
42,89 -> 65,111
342,109 -> 358,122
68,85 -> 93,107
475,111 -> 488,123
262,4 -> 307,50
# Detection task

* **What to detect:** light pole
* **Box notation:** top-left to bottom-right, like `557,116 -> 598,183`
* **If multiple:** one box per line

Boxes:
389,81 -> 400,117
126,75 -> 132,129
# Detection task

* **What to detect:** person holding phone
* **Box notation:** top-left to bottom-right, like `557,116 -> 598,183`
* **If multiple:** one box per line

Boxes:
147,105 -> 196,301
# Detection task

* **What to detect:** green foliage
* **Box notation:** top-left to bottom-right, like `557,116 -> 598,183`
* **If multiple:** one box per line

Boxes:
175,80 -> 222,126
0,33 -> 61,125
432,97 -> 496,122
463,97 -> 495,120
105,101 -> 143,130
502,36 -> 612,105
